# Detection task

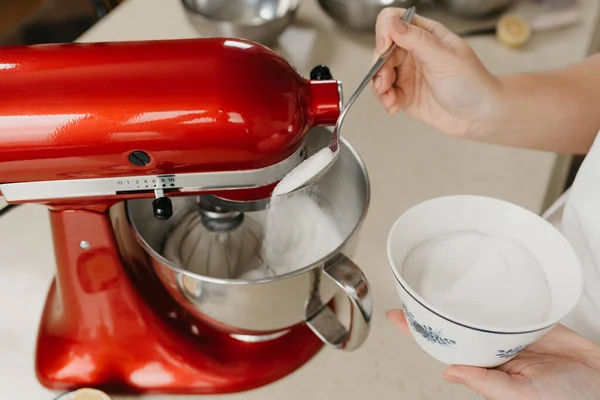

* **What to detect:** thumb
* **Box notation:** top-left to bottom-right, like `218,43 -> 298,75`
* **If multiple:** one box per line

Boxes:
443,366 -> 519,400
389,17 -> 448,64
378,11 -> 457,65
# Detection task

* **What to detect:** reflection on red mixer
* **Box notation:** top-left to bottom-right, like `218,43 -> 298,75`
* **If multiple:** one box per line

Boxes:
0,38 -> 343,394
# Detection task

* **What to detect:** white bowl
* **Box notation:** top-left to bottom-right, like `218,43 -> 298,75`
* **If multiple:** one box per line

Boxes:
387,195 -> 582,368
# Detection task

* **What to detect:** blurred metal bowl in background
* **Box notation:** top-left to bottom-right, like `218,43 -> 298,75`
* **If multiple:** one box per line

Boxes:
441,0 -> 517,18
181,0 -> 300,45
316,0 -> 419,31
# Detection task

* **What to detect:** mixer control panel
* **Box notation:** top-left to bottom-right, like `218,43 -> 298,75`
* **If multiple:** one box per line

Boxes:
117,176 -> 177,191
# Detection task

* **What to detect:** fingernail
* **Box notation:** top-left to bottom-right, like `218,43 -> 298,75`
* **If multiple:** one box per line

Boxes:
374,75 -> 382,91
442,375 -> 464,385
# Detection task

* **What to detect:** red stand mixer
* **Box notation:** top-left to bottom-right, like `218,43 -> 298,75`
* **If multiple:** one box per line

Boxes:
0,38 -> 372,395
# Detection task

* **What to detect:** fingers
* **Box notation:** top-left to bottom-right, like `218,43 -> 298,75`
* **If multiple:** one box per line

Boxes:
375,8 -> 459,63
373,47 -> 408,95
443,366 -> 520,399
375,8 -> 459,49
373,68 -> 406,114
377,88 -> 405,115
373,56 -> 393,95
410,13 -> 462,47
385,94 -> 404,115
372,7 -> 460,114
386,309 -> 411,334
375,52 -> 411,113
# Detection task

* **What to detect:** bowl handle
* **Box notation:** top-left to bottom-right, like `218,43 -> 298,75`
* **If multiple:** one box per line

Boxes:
305,254 -> 372,351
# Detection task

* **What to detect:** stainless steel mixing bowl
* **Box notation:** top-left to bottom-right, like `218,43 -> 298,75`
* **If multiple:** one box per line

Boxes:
317,0 -> 418,31
181,0 -> 300,45
125,127 -> 372,351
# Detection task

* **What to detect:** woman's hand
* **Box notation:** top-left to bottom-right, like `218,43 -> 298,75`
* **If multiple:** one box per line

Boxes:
373,8 -> 502,138
388,309 -> 600,400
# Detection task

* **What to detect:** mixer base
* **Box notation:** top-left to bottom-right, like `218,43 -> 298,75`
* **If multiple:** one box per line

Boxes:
35,209 -> 325,395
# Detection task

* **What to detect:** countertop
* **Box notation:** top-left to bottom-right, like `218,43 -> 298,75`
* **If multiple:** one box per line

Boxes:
1,0 -> 599,398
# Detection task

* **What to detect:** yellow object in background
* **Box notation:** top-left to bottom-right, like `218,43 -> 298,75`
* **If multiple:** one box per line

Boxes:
496,14 -> 533,48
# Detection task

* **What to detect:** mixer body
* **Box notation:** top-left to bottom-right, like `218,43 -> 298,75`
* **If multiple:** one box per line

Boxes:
0,38 -> 373,395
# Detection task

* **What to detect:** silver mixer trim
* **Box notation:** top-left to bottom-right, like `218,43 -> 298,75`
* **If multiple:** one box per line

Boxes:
0,144 -> 306,202
337,80 -> 344,111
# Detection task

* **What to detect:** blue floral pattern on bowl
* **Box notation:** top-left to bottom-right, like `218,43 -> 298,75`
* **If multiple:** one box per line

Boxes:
497,344 -> 530,359
402,304 -> 457,348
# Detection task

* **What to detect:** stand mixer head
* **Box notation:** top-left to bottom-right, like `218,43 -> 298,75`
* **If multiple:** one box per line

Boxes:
0,38 -> 341,213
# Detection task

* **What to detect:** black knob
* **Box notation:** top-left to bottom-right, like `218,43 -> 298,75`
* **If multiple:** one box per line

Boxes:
129,150 -> 151,166
152,197 -> 173,220
310,65 -> 333,81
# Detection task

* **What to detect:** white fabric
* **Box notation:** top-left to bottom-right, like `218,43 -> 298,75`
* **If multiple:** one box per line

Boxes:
546,131 -> 600,344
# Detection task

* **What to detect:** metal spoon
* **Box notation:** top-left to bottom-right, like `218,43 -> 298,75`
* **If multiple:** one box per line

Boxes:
275,6 -> 416,196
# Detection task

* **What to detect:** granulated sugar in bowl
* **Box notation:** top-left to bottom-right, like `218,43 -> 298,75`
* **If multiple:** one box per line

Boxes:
387,195 -> 582,368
